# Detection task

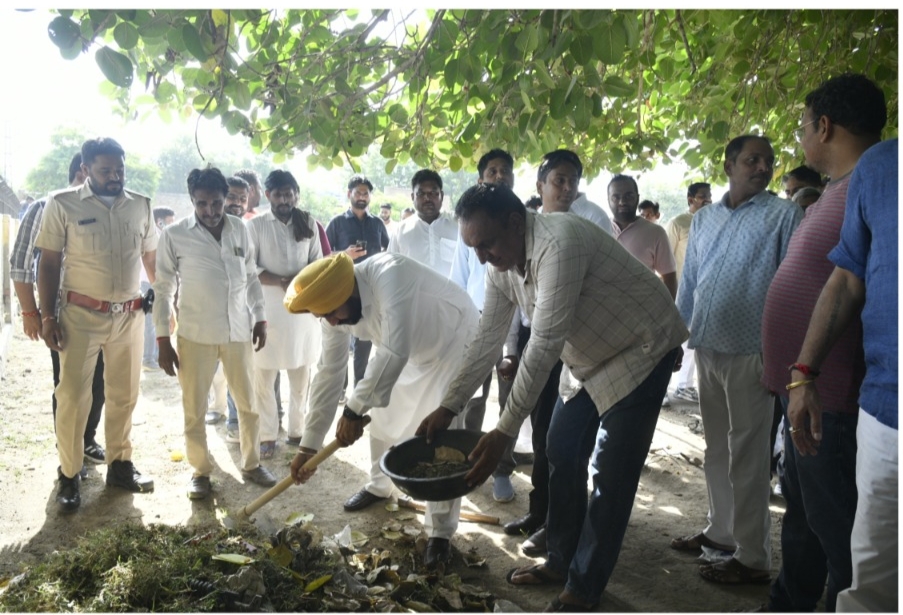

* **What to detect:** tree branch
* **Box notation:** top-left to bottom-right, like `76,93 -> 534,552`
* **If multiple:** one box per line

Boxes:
676,10 -> 697,74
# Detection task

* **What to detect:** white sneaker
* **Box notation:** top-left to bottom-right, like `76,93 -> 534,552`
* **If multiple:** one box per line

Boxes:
661,394 -> 671,408
673,387 -> 699,402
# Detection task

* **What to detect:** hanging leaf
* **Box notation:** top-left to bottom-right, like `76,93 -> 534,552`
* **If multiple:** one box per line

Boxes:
113,22 -> 140,50
182,22 -> 208,62
95,46 -> 134,87
48,16 -> 80,50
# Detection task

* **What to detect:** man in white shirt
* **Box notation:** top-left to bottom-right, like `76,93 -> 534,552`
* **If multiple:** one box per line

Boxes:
388,169 -> 458,277
154,167 -> 277,500
286,252 -> 480,569
419,184 -> 687,610
247,170 -> 323,459
449,148 -> 519,503
536,149 -> 613,235
378,203 -> 396,238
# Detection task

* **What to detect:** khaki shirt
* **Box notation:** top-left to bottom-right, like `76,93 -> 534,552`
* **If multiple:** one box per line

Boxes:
35,182 -> 157,303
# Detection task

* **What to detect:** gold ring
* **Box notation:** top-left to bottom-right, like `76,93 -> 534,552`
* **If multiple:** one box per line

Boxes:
788,427 -> 800,434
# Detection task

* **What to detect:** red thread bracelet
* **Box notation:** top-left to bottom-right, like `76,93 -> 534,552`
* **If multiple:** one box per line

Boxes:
789,363 -> 820,378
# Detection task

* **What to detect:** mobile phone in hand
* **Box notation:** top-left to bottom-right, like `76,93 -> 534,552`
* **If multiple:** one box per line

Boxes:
355,240 -> 367,250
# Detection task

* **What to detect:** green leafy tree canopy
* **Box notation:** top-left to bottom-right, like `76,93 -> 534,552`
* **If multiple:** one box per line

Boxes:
44,9 -> 898,183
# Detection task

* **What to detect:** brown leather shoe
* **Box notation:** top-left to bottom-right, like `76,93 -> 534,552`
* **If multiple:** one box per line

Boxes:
343,488 -> 386,512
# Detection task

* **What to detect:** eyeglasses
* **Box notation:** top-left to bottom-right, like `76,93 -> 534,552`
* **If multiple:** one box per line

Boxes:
795,119 -> 816,143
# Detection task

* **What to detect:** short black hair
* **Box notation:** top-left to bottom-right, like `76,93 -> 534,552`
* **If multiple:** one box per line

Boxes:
379,202 -> 392,209
687,182 -> 710,198
81,137 -> 125,166
477,149 -> 514,178
226,176 -> 250,190
153,206 -> 175,222
187,167 -> 229,197
67,153 -> 83,184
454,183 -> 526,223
804,73 -> 886,137
608,173 -> 638,193
638,199 -> 659,213
264,170 -> 299,193
403,207 -> 415,215
411,169 -> 443,191
782,165 -> 824,187
724,135 -> 771,163
233,169 -> 260,187
348,175 -> 374,192
537,149 -> 583,182
524,195 -> 542,211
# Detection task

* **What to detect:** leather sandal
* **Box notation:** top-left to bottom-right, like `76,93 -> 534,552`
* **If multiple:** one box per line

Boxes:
699,558 -> 771,585
506,563 -> 565,586
670,531 -> 735,553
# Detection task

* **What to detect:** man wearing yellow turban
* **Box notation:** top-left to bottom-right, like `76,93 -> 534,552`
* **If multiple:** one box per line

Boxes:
285,251 -> 480,569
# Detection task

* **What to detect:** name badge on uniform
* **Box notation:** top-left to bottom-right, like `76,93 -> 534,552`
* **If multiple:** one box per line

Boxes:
234,247 -> 244,257
78,218 -> 97,225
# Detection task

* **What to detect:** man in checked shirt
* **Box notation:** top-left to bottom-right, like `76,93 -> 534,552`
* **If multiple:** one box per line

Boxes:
419,183 -> 687,611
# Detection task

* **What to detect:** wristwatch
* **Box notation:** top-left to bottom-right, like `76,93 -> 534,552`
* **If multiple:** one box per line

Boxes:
342,406 -> 364,421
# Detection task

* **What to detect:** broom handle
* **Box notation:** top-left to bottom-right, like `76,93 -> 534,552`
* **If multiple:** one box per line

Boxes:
240,438 -> 343,517
398,497 -> 499,525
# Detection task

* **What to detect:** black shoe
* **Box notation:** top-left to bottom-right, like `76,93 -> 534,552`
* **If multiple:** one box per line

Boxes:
512,451 -> 535,466
56,468 -> 81,512
187,476 -> 212,500
83,441 -> 105,464
241,465 -> 277,487
343,488 -> 386,512
504,512 -> 545,536
106,460 -> 154,493
285,436 -> 302,446
424,537 -> 451,569
522,526 -> 547,557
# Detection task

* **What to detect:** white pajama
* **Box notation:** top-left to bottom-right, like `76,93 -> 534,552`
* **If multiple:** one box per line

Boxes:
676,340 -> 696,389
255,365 -> 311,441
836,410 -> 898,612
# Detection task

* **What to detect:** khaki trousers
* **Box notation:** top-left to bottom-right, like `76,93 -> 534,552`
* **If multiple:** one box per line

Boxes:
176,337 -> 260,476
56,304 -> 142,478
696,348 -> 773,570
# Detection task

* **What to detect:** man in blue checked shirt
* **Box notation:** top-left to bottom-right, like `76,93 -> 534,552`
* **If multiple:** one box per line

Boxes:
672,135 -> 803,585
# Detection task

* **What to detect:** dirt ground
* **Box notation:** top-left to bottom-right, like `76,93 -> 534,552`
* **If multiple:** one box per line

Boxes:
0,327 -> 788,612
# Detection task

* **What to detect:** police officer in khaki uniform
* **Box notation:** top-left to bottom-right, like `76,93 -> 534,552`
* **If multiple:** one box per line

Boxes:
36,137 -> 158,512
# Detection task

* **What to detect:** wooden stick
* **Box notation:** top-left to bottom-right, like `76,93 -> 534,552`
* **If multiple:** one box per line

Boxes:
238,438 -> 343,518
398,498 -> 499,525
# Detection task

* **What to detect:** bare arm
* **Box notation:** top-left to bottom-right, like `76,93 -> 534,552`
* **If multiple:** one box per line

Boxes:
787,266 -> 865,456
661,271 -> 678,300
13,281 -> 42,340
37,249 -> 64,351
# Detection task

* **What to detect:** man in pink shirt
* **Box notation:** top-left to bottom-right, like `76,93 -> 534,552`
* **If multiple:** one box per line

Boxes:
607,175 -> 677,299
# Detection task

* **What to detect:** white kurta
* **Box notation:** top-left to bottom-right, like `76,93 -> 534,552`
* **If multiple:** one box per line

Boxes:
386,213 -> 458,278
246,211 -> 323,370
301,252 -> 480,448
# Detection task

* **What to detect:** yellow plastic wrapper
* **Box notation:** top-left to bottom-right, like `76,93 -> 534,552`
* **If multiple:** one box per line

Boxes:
170,450 -> 184,462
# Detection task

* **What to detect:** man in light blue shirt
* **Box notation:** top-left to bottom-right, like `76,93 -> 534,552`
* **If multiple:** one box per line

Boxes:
450,148 -> 518,503
672,135 -> 802,585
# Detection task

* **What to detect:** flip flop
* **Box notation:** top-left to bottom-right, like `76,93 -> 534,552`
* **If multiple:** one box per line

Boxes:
670,531 -> 735,553
543,596 -> 598,612
698,558 -> 771,585
506,564 -> 566,586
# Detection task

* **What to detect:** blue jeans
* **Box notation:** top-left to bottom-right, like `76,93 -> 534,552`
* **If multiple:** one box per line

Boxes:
546,348 -> 677,605
768,397 -> 858,612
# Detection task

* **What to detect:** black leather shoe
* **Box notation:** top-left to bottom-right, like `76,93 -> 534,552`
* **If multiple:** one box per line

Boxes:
504,512 -> 545,536
187,476 -> 212,500
343,488 -> 386,512
106,460 -> 154,493
522,526 -> 547,557
423,537 -> 451,569
56,468 -> 81,512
